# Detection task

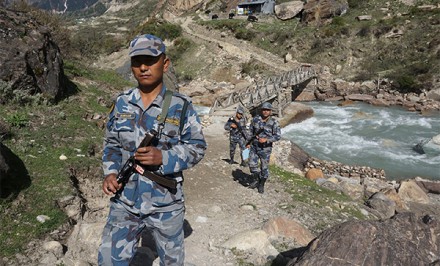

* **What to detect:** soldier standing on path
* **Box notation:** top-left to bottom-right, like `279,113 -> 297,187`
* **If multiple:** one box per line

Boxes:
247,102 -> 281,193
224,106 -> 249,166
98,34 -> 207,266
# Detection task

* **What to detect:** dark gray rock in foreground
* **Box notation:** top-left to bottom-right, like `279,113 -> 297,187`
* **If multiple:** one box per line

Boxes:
289,212 -> 440,265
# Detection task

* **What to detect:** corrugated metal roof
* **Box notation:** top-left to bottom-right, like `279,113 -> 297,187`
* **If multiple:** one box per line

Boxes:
238,0 -> 267,6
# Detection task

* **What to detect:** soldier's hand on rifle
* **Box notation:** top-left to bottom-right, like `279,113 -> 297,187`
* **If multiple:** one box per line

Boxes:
135,146 -> 163,166
231,123 -> 237,129
102,173 -> 121,195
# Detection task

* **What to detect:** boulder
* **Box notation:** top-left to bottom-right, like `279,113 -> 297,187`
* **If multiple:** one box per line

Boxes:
275,1 -> 304,21
382,188 -> 409,212
338,178 -> 364,200
344,94 -> 375,101
398,180 -> 430,204
305,168 -> 324,180
365,192 -> 396,219
289,212 -> 440,265
295,89 -> 316,101
272,140 -> 310,172
263,217 -> 314,246
356,15 -> 372,21
415,176 -> 440,194
302,0 -> 349,24
0,143 -> 9,197
0,8 -> 68,104
221,229 -> 278,257
278,102 -> 314,127
426,88 -> 440,101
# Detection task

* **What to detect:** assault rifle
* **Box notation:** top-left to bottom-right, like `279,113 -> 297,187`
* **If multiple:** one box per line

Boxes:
116,130 -> 177,189
246,128 -> 264,146
229,117 -> 247,140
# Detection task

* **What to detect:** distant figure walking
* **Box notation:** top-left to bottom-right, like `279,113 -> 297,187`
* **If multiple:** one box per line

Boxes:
224,106 -> 248,166
247,102 -> 281,193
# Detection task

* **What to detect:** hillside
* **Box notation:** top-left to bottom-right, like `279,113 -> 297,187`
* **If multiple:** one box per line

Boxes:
82,0 -> 440,94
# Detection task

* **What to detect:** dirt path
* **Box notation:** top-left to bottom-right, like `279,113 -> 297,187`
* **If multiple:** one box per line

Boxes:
174,16 -> 299,72
180,119 -> 296,265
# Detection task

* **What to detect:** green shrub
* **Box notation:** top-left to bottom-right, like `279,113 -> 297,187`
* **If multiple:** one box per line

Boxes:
240,59 -> 268,76
63,60 -> 91,78
133,19 -> 182,41
332,16 -> 345,27
70,31 -> 125,59
347,0 -> 365,9
235,28 -> 255,41
6,113 -> 28,128
357,25 -> 371,37
392,75 -> 420,94
167,37 -> 193,61
409,62 -> 430,75
0,81 -> 13,104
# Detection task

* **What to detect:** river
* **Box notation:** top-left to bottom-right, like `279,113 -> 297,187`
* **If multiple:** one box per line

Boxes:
282,102 -> 440,181
196,102 -> 440,181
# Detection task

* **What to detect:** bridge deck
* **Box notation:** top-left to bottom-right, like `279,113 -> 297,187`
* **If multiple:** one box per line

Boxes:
210,65 -> 320,116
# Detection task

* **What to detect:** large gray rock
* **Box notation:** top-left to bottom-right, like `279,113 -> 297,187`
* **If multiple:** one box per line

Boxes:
275,1 -> 304,21
0,7 -> 68,104
302,0 -> 349,24
278,102 -> 314,127
289,212 -> 440,265
0,143 -> 9,197
427,88 -> 440,101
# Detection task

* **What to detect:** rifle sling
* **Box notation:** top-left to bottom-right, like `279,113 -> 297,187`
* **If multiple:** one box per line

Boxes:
142,171 -> 177,189
158,89 -> 174,125
133,163 -> 177,189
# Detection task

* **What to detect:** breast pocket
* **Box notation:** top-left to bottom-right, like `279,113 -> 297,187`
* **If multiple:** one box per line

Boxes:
114,118 -> 136,152
160,122 -> 180,149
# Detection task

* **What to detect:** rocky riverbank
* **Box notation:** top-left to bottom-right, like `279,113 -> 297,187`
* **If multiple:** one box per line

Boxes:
306,70 -> 440,114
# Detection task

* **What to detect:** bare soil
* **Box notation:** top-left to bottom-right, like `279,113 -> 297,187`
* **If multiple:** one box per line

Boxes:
178,119 -> 298,265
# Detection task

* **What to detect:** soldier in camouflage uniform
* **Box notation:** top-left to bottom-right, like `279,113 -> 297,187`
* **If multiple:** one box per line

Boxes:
224,106 -> 248,166
247,102 -> 281,193
98,34 -> 206,266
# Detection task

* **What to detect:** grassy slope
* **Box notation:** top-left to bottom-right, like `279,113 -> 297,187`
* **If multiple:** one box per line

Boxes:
0,63 -> 134,257
197,0 -> 439,90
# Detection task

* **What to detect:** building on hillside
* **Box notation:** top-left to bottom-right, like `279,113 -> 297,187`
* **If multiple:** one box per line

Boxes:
236,0 -> 275,15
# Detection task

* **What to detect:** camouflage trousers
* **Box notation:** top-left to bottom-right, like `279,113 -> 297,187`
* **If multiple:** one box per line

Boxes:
229,137 -> 246,162
248,145 -> 272,180
98,200 -> 185,266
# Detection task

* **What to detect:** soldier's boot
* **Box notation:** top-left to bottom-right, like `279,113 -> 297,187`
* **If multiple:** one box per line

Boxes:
248,173 -> 260,189
257,178 -> 266,194
229,156 -> 234,164
240,160 -> 248,167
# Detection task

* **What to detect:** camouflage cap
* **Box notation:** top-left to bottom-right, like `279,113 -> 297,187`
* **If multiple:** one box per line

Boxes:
261,102 -> 273,110
129,34 -> 166,57
236,106 -> 244,114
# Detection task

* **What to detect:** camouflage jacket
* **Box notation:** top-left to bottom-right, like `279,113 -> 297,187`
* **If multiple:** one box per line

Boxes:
248,115 -> 281,148
102,85 -> 206,213
224,116 -> 248,141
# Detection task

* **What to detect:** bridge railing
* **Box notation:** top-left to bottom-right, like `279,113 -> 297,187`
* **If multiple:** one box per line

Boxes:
209,65 -> 320,115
